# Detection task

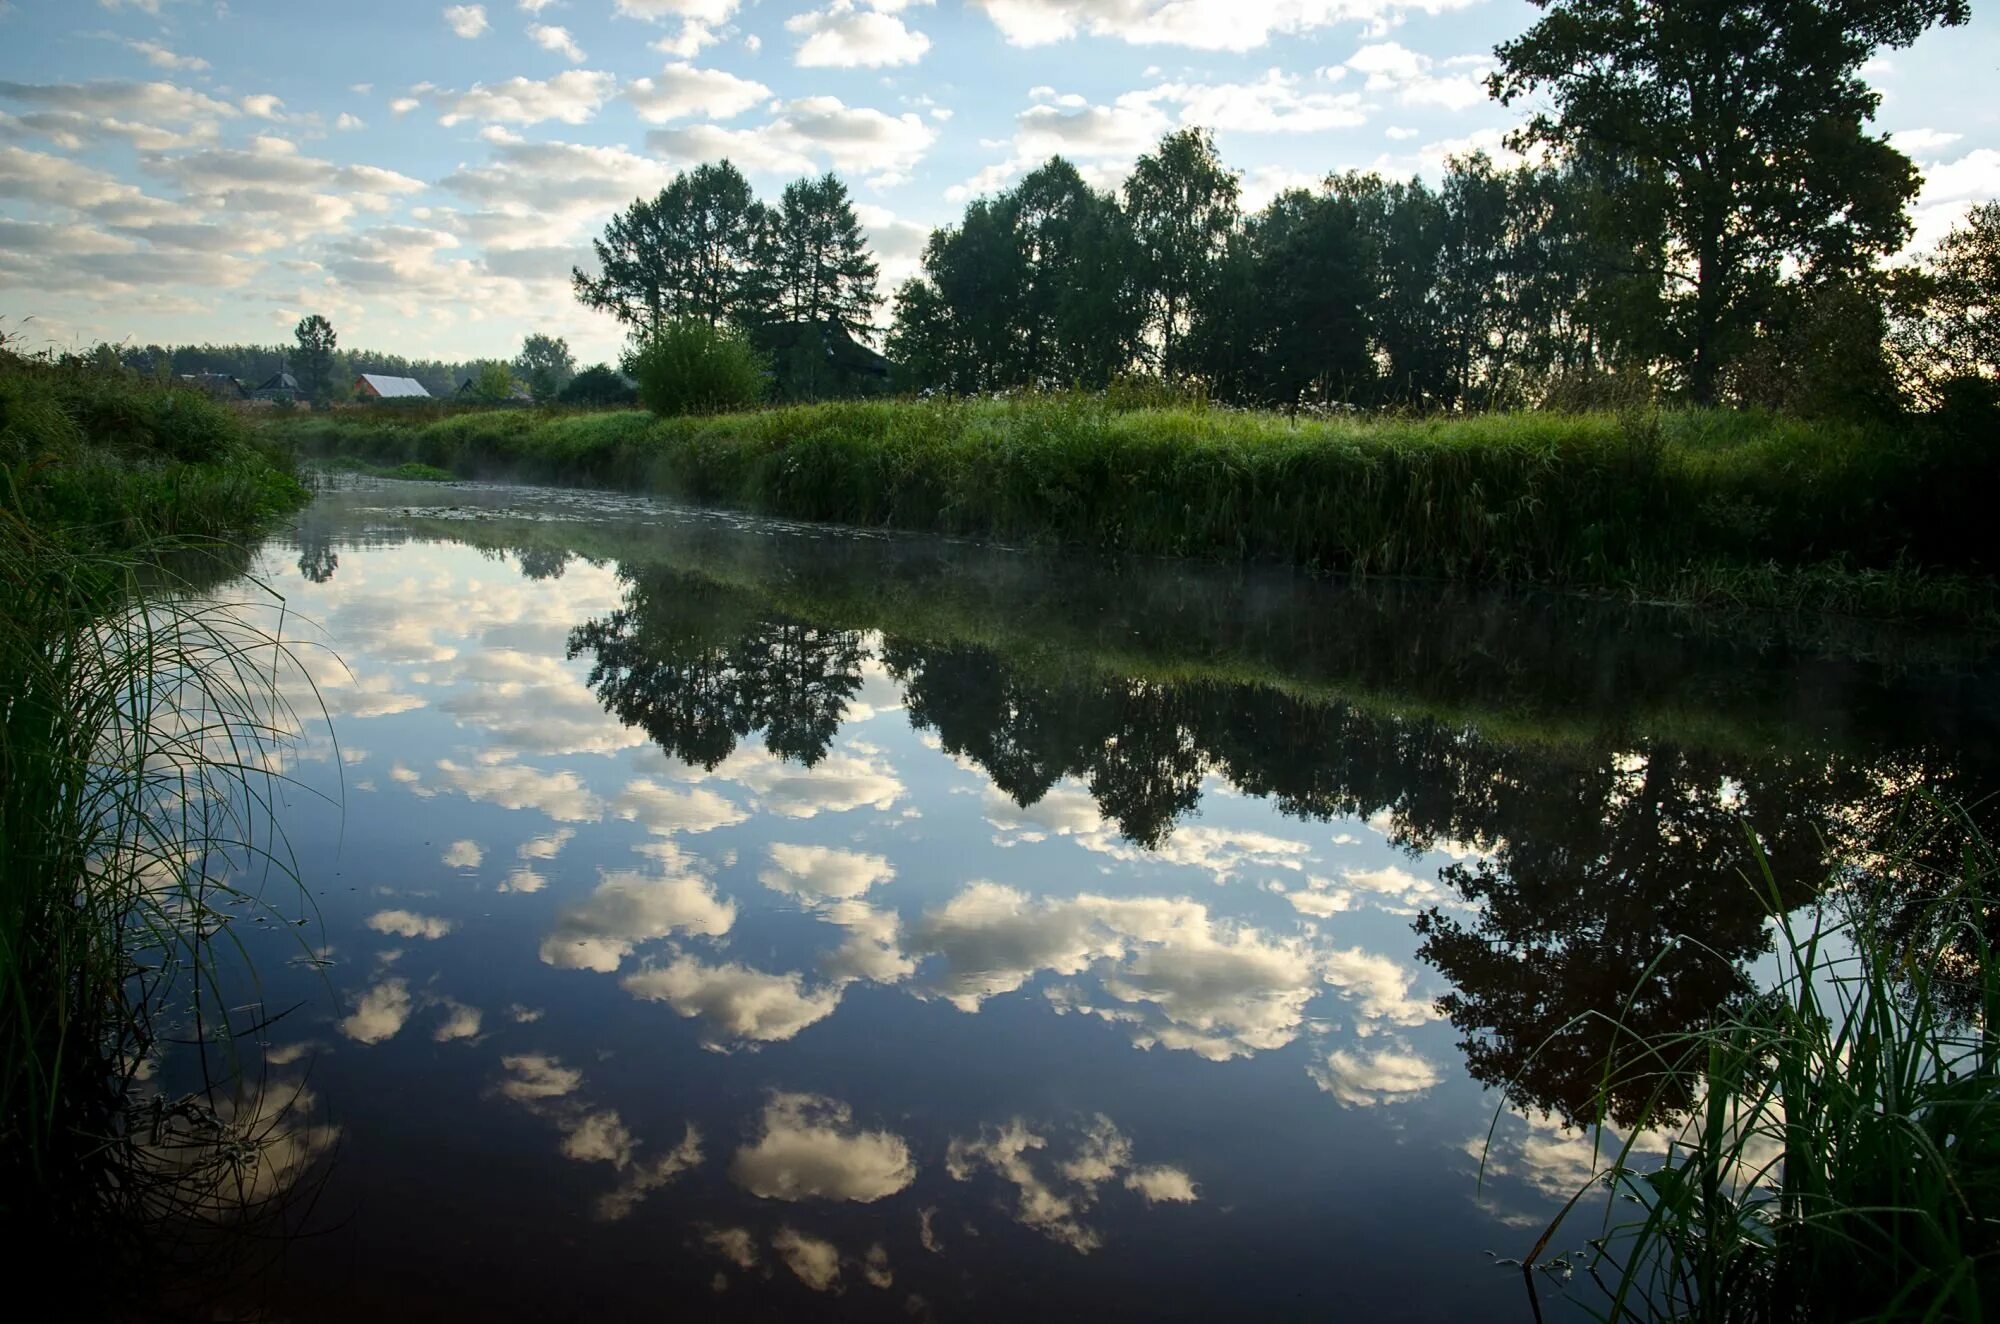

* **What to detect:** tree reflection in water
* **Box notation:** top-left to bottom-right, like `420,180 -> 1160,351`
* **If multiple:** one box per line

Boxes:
553,555 -> 2000,1131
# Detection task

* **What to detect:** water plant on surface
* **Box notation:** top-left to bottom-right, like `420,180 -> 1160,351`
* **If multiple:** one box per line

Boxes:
1510,809 -> 2000,1322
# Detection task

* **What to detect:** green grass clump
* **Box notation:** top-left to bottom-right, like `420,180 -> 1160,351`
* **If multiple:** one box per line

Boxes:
264,395 -> 1999,624
2,354 -> 308,550
1516,810 -> 2000,1321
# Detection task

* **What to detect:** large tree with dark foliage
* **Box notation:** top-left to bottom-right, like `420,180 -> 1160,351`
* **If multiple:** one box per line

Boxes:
1124,128 -> 1239,379
1490,0 -> 1972,404
290,314 -> 338,405
573,161 -> 769,335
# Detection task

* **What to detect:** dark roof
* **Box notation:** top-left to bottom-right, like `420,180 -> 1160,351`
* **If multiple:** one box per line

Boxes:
257,370 -> 301,392
757,319 -> 892,377
177,372 -> 248,399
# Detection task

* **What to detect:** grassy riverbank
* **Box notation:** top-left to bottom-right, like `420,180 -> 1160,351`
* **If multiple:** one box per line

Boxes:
269,398 -> 1997,624
3,354 -> 306,550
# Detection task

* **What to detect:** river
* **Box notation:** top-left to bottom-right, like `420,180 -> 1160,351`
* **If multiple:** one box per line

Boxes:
163,477 -> 2000,1320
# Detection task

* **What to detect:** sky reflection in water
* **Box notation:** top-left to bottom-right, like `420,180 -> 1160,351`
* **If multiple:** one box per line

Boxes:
188,481 -> 1998,1321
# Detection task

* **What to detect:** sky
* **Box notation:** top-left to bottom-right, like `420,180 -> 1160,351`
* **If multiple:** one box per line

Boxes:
2,0 -> 1997,366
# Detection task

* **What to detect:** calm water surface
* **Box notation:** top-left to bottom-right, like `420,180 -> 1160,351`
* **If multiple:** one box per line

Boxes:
174,479 -> 2000,1321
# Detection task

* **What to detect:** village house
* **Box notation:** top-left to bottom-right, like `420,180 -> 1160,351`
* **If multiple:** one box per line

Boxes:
252,370 -> 306,404
354,373 -> 432,401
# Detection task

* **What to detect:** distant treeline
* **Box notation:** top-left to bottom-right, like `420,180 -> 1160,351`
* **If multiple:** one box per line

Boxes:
108,342 -> 499,400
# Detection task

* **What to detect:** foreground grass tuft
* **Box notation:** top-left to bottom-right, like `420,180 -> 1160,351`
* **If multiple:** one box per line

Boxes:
265,396 -> 1999,624
1516,805 -> 2000,1321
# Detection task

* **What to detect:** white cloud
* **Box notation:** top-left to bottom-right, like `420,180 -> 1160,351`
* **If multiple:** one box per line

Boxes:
621,956 -> 844,1047
418,70 -> 617,126
498,1052 -> 582,1100
730,1092 -> 916,1202
624,62 -> 772,123
336,112 -> 365,131
771,1227 -> 843,1291
442,839 -> 484,869
432,998 -> 484,1041
1343,40 -> 1492,111
434,758 -> 605,822
617,0 -> 740,20
648,96 -> 936,181
1891,128 -> 1965,157
916,883 -> 1325,1060
529,23 -> 587,62
539,868 -> 736,972
126,40 -> 209,72
444,3 -> 491,38
1310,1043 -> 1442,1105
759,842 -> 894,900
789,3 -> 933,69
366,909 -> 456,940
947,1114 -> 1194,1252
340,978 -> 413,1044
968,0 -> 1480,52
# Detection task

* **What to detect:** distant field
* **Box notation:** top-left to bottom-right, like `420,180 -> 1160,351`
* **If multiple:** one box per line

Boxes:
263,397 -> 1999,624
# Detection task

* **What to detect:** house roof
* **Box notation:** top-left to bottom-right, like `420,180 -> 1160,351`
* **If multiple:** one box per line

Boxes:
357,373 -> 431,398
258,370 -> 301,391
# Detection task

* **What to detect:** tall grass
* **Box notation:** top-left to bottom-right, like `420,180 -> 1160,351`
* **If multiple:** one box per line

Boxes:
1515,808 -> 2000,1321
267,395 -> 1999,624
0,495 -> 327,1286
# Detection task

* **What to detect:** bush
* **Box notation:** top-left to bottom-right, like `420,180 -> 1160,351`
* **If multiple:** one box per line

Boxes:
626,321 -> 767,418
559,363 -> 637,408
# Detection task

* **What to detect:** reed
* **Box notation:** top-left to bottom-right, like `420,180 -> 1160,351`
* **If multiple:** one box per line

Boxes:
1514,805 -> 2000,1321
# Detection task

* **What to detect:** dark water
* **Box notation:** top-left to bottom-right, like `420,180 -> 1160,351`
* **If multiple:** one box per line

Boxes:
174,479 -> 1999,1321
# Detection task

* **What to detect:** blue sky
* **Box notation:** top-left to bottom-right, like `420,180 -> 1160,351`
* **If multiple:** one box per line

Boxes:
3,0 -> 1997,365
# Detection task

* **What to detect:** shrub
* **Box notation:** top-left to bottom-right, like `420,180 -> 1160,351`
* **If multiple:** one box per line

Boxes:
626,321 -> 768,418
560,363 -> 638,408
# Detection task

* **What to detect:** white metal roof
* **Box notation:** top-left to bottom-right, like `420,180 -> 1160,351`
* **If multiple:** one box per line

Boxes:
358,373 -> 431,398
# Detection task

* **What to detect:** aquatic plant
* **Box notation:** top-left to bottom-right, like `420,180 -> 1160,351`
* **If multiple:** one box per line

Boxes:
0,443 -> 326,1296
1511,808 -> 2000,1322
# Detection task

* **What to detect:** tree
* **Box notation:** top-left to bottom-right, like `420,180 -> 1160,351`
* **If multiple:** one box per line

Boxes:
1124,129 -> 1239,379
573,161 -> 770,335
291,314 -> 337,405
559,362 -> 638,408
1491,0 -> 1971,404
1893,201 -> 2000,411
767,172 -> 880,337
470,362 -> 515,402
514,333 -> 575,402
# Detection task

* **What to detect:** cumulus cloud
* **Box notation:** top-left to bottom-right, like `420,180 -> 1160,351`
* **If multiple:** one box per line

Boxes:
434,758 -> 605,822
622,956 -> 844,1047
968,0 -> 1480,51
624,62 -> 771,122
1342,41 -> 1492,111
947,1114 -> 1194,1251
613,778 -> 748,835
443,3 -> 490,38
339,978 -> 413,1044
729,1092 -> 917,1202
648,97 -> 937,183
760,843 -> 894,901
432,998 -> 484,1042
789,2 -> 933,68
366,909 -> 455,940
442,839 -> 484,869
1311,1043 -> 1441,1105
771,1226 -> 843,1290
915,883 -> 1328,1059
415,70 -> 617,126
529,23 -> 587,61
539,868 -> 736,972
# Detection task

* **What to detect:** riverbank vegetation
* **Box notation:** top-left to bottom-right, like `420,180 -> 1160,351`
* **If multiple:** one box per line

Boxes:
1519,814 -> 1999,1321
269,395 -> 1997,623
1,347 -> 318,1293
